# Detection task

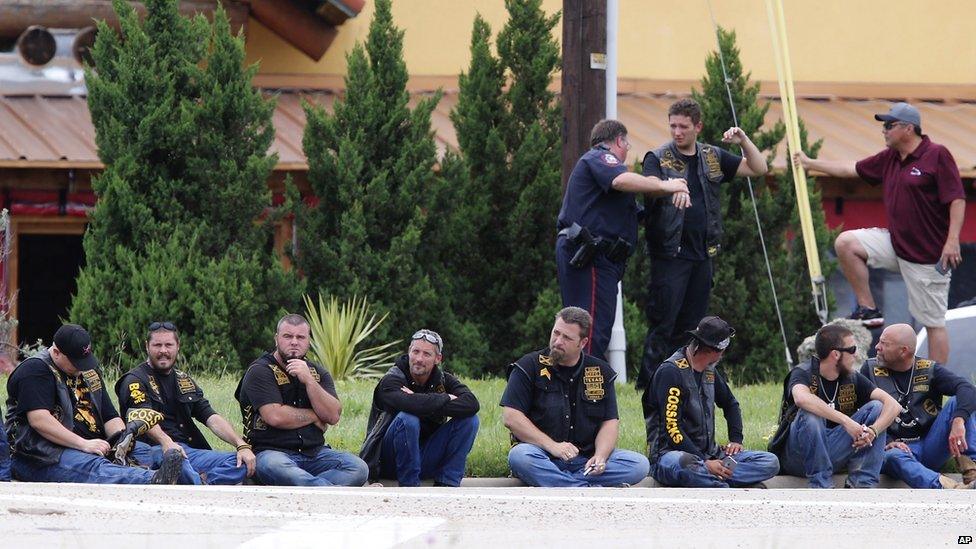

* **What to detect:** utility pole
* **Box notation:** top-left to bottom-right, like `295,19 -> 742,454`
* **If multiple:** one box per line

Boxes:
560,0 -> 606,190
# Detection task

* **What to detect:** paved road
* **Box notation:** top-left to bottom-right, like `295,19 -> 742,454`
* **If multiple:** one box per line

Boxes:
1,483 -> 973,548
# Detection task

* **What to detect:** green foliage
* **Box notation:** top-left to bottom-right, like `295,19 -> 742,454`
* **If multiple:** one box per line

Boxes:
433,1 -> 563,373
303,294 -> 401,380
72,0 -> 302,373
295,0 -> 483,377
692,28 -> 836,383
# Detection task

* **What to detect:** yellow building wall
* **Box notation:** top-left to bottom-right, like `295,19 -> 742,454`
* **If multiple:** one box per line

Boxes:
246,0 -> 976,85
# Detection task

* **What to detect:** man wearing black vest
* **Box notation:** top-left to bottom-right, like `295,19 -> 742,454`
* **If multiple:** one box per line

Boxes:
557,119 -> 690,360
637,98 -> 768,392
4,323 -> 190,484
769,324 -> 900,488
360,329 -> 480,486
236,314 -> 368,486
646,316 -> 779,487
117,322 -> 255,485
501,307 -> 649,487
862,323 -> 976,489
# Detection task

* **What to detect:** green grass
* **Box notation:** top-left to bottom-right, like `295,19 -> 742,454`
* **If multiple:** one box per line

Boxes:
1,373 -> 781,477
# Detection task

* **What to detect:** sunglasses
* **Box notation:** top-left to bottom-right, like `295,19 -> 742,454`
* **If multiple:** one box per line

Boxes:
882,121 -> 905,131
148,321 -> 178,332
411,329 -> 443,352
834,345 -> 857,355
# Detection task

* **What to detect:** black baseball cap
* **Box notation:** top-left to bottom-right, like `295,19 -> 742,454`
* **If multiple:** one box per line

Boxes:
53,324 -> 98,371
688,316 -> 735,351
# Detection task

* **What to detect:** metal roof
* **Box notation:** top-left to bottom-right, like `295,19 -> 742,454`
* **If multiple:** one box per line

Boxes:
2,91 -> 976,177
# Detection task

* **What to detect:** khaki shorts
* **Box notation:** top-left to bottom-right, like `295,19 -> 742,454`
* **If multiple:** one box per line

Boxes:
852,228 -> 949,327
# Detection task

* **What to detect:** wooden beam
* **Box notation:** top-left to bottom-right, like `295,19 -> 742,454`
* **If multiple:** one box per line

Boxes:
249,0 -> 336,61
560,0 -> 606,190
0,1 -> 249,38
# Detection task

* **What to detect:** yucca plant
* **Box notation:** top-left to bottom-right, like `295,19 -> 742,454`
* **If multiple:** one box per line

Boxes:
303,294 -> 402,380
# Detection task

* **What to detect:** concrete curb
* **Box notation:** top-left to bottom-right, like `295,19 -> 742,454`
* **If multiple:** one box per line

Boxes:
371,474 -> 965,488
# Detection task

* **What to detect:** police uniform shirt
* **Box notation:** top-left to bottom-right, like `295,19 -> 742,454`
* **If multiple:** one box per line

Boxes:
652,362 -> 743,458
119,367 -> 217,445
556,146 -> 637,245
500,350 -> 618,456
787,368 -> 875,428
643,146 -> 741,260
237,352 -> 336,454
7,359 -> 119,440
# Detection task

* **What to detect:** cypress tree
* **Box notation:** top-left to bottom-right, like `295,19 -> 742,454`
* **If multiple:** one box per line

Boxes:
72,0 -> 301,373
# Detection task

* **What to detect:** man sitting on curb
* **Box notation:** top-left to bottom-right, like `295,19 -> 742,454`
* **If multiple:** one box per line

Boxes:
862,323 -> 976,489
360,329 -> 480,486
501,307 -> 649,487
769,324 -> 900,488
646,316 -> 779,488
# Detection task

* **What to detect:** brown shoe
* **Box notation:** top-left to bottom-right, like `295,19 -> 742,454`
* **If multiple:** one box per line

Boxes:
956,455 -> 976,485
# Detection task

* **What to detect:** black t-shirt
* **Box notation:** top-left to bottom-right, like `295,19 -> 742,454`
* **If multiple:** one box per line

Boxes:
787,368 -> 875,428
643,146 -> 741,260
7,357 -> 119,440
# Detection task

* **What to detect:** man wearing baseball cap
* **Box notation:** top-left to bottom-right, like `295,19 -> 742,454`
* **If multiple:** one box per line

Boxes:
795,102 -> 965,364
3,323 -> 192,484
644,316 -> 779,487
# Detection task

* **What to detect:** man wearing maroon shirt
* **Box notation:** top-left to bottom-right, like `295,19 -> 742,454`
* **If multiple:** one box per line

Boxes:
796,102 -> 966,363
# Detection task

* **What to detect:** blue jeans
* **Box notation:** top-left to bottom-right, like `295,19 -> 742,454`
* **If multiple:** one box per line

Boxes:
379,412 -> 479,487
781,400 -> 886,488
882,397 -> 976,488
508,443 -> 650,487
0,420 -> 10,481
11,446 -> 196,484
652,449 -> 780,488
131,442 -> 247,485
255,446 -> 369,487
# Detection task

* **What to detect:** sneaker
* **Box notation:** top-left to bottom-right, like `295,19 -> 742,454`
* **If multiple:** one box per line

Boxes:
849,305 -> 884,328
150,449 -> 185,485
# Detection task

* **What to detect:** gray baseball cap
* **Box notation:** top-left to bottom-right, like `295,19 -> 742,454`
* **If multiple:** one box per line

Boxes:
874,102 -> 921,128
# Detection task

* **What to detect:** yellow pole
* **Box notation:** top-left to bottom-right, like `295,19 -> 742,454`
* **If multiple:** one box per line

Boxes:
765,0 -> 828,322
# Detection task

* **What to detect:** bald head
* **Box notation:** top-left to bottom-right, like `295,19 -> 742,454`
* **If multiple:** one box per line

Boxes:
883,324 -> 917,353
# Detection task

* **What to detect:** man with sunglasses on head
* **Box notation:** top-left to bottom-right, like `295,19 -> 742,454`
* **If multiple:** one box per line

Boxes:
645,316 -> 779,488
861,323 -> 976,489
116,321 -> 255,485
360,329 -> 479,486
501,307 -> 650,487
4,323 -> 191,484
769,324 -> 900,488
795,103 -> 965,364
557,119 -> 690,360
235,314 -> 368,486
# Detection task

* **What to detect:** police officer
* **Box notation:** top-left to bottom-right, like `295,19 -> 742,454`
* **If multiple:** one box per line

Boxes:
557,119 -> 690,359
769,324 -> 900,488
4,324 -> 191,484
862,323 -> 976,489
646,316 -> 779,487
235,313 -> 368,486
637,98 -> 768,390
501,307 -> 649,487
116,322 -> 256,485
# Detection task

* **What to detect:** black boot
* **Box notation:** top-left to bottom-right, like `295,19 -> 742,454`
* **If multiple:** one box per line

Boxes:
150,449 -> 185,485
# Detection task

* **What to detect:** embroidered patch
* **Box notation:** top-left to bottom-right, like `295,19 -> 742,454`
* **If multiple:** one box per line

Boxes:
659,149 -> 686,173
923,399 -> 939,416
539,367 -> 551,380
176,372 -> 196,395
583,366 -> 605,401
873,367 -> 889,377
665,387 -> 683,444
147,375 -> 161,397
602,153 -> 620,166
702,145 -> 723,180
913,384 -> 929,394
707,245 -> 719,257
539,355 -> 554,367
128,382 -> 147,405
703,371 -> 715,383
915,359 -> 933,370
838,384 -> 857,414
126,408 -> 164,435
81,369 -> 102,392
270,364 -> 289,385
675,358 -> 690,369
913,374 -> 929,384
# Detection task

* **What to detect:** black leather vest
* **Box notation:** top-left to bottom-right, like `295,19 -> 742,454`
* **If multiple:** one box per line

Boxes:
644,141 -> 725,257
863,357 -> 940,442
115,362 -> 212,450
5,351 -> 108,465
648,348 -> 719,458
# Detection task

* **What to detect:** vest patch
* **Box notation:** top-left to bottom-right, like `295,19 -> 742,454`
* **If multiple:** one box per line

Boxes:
539,354 -> 554,367
703,371 -> 715,383
913,384 -> 929,394
270,364 -> 290,385
915,359 -> 933,370
838,384 -> 857,414
176,372 -> 196,395
128,382 -> 147,405
539,367 -> 551,380
923,398 -> 939,416
913,374 -> 929,384
147,375 -> 161,397
675,358 -> 690,369
702,145 -> 723,180
81,369 -> 102,392
583,366 -> 605,401
659,149 -> 686,174
874,367 -> 890,377
665,387 -> 683,443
